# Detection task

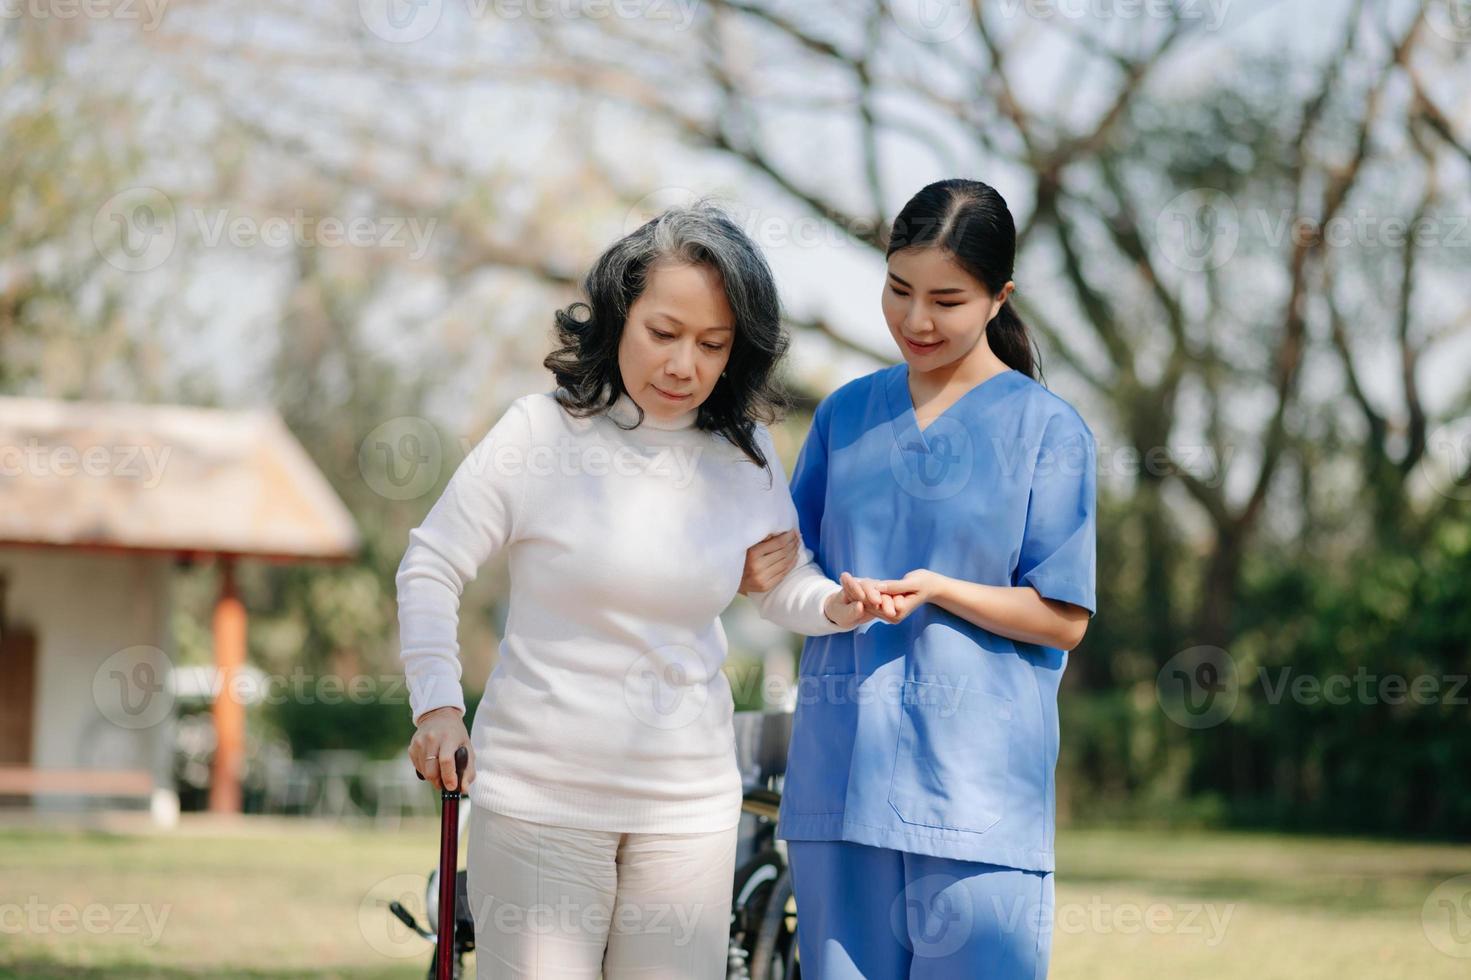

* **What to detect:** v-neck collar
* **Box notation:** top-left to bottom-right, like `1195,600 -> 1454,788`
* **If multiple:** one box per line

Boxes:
885,363 -> 1020,454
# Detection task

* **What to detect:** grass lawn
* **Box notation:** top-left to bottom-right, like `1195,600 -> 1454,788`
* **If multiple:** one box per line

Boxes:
1,816 -> 1467,978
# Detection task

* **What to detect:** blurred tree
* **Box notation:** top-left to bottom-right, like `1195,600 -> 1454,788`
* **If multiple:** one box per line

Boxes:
6,1 -> 1470,824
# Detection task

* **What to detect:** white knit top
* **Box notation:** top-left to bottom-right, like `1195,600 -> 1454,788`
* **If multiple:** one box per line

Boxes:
394,388 -> 851,832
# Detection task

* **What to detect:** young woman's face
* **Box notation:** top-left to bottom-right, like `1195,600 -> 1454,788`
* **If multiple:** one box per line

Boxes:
618,260 -> 735,422
881,246 -> 1011,369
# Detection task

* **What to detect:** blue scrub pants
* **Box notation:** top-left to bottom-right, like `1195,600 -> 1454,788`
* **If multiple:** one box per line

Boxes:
788,839 -> 1054,979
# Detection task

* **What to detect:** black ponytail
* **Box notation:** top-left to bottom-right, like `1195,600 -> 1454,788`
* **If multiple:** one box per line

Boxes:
887,179 -> 1039,380
986,299 -> 1035,380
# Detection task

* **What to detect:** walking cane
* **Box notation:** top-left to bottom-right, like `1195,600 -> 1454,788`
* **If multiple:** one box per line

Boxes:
417,744 -> 469,980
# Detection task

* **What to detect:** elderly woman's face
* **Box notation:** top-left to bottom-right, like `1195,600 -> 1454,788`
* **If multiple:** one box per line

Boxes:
617,260 -> 735,422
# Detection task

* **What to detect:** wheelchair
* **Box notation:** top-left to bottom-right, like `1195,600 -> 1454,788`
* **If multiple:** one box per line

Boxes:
388,710 -> 800,980
727,710 -> 802,980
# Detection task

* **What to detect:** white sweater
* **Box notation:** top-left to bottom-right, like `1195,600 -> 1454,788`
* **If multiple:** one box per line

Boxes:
394,388 -> 851,833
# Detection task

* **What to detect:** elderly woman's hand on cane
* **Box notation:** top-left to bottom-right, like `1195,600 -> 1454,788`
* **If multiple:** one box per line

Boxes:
410,706 -> 476,792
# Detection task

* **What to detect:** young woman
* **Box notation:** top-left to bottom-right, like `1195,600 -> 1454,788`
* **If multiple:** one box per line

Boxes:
395,205 -> 886,979
741,179 -> 1098,978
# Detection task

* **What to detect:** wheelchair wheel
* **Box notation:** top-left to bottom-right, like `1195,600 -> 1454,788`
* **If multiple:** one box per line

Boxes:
750,865 -> 799,980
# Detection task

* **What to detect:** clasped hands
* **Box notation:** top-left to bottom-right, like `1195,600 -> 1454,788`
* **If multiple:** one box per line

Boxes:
741,529 -> 939,628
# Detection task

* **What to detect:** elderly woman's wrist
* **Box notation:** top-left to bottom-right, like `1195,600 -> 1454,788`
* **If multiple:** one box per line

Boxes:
416,705 -> 463,725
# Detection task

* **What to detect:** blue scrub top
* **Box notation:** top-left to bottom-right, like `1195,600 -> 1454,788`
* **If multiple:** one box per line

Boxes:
775,364 -> 1097,873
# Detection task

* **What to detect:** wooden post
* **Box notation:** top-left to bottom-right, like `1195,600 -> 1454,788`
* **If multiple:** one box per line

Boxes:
207,557 -> 247,813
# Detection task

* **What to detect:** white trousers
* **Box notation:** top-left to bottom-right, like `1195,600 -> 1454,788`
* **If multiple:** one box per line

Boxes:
466,805 -> 739,979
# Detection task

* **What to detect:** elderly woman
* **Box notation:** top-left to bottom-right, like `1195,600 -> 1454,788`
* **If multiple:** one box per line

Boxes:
395,204 -> 882,979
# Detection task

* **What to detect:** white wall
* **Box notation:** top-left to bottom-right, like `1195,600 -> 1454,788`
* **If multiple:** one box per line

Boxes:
0,548 -> 174,814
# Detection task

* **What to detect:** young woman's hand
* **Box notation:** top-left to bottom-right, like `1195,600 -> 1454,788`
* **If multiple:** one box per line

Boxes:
738,529 -> 800,594
866,569 -> 942,625
409,706 -> 475,791
823,572 -> 890,628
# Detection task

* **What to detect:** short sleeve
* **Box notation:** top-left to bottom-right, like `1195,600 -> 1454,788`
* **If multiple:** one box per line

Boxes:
1015,417 -> 1097,616
395,397 -> 534,724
